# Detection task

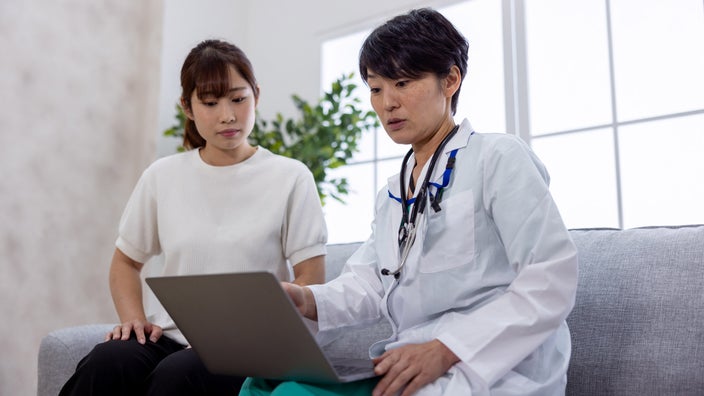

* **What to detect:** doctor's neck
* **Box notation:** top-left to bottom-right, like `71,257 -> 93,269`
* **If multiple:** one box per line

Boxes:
411,122 -> 457,168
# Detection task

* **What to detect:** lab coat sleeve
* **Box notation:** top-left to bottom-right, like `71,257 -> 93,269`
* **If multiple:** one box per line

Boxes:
309,195 -> 387,334
434,136 -> 578,388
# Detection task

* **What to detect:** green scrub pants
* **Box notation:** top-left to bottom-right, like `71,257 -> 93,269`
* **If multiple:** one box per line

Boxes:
239,376 -> 380,395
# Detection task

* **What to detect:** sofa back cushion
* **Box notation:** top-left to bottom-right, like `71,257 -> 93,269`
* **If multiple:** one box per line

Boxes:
325,242 -> 363,281
567,226 -> 704,395
323,226 -> 704,395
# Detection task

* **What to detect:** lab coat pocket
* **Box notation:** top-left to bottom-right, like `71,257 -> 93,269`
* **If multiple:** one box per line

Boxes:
419,190 -> 475,273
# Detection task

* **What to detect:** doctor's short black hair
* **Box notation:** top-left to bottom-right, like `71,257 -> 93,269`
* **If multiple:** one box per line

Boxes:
358,8 -> 469,115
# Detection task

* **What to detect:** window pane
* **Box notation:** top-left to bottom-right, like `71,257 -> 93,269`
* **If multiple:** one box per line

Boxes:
611,0 -> 704,121
320,29 -> 370,95
377,131 -> 411,159
619,114 -> 704,228
525,0 -> 612,134
324,163 -> 375,243
324,159 -> 403,244
531,129 -> 619,228
321,30 -> 376,162
442,0 -> 506,134
377,158 -> 401,193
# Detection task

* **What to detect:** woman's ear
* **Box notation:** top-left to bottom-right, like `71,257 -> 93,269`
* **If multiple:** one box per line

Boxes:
254,85 -> 261,107
443,65 -> 462,98
181,97 -> 194,120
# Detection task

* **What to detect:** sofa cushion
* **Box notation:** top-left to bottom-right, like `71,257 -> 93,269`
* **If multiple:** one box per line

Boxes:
324,242 -> 363,282
38,324 -> 113,396
566,226 -> 704,395
322,242 -> 393,359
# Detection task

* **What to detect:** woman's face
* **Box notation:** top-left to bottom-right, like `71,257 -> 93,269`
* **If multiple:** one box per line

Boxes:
367,68 -> 458,148
185,65 -> 258,160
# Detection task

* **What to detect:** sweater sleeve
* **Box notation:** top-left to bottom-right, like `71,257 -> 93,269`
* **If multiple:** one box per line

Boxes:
115,166 -> 161,264
282,164 -> 327,266
434,136 -> 578,387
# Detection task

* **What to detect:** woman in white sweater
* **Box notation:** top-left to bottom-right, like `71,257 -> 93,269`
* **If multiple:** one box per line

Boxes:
59,39 -> 328,396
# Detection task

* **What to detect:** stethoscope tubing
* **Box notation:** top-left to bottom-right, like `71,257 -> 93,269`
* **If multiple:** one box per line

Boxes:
383,125 -> 460,278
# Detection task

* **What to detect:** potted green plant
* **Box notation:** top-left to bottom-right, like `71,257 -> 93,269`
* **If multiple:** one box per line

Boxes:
163,72 -> 378,204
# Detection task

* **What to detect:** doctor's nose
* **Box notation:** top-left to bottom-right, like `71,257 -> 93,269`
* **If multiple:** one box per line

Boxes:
382,91 -> 400,112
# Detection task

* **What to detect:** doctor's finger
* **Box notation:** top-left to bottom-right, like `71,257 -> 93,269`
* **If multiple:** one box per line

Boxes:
399,370 -> 434,396
373,355 -> 412,394
281,283 -> 303,307
373,363 -> 416,396
372,352 -> 395,375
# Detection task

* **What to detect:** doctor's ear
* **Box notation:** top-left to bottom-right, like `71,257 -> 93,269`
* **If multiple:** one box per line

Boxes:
442,66 -> 462,98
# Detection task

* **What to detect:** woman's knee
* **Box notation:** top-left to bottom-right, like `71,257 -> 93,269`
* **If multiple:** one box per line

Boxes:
145,349 -> 202,393
79,339 -> 145,369
146,349 -> 245,395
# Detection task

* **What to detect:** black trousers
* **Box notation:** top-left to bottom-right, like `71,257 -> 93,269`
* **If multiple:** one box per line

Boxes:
59,334 -> 245,396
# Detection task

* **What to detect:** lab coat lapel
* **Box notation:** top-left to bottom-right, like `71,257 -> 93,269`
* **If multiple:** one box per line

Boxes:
428,120 -> 474,186
386,172 -> 405,269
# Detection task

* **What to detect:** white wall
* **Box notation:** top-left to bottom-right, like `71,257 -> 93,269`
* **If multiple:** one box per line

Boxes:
0,0 -> 163,394
156,0 -> 249,157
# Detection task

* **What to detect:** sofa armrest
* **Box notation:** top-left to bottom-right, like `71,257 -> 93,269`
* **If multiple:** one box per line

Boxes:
37,324 -> 113,396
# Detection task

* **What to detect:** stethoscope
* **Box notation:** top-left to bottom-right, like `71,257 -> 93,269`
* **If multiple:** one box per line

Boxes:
381,125 -> 460,279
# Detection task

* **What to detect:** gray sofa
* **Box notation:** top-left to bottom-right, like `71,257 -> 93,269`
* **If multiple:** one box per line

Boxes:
39,226 -> 704,395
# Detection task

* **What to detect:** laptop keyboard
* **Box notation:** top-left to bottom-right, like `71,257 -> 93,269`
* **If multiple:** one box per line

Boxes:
335,363 -> 375,377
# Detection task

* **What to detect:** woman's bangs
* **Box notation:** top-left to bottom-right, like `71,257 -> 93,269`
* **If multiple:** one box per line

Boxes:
194,58 -> 232,99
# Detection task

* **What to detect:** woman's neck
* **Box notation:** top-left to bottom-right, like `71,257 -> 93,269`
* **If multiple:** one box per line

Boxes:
199,144 -> 257,166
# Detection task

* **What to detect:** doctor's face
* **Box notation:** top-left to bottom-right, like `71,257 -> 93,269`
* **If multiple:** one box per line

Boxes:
367,69 -> 455,147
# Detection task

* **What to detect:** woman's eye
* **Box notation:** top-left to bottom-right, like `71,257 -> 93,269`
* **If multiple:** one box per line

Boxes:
204,101 -> 218,107
232,97 -> 246,103
370,87 -> 380,94
396,80 -> 409,88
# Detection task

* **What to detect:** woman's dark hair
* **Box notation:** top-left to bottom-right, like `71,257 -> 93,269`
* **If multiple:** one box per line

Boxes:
359,8 -> 469,114
180,40 -> 259,150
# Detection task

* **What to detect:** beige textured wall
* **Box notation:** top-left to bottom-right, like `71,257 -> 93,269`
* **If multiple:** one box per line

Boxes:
0,0 -> 163,394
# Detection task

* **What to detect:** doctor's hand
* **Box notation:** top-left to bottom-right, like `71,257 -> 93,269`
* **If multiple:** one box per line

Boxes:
281,282 -> 318,321
372,339 -> 460,396
105,319 -> 163,345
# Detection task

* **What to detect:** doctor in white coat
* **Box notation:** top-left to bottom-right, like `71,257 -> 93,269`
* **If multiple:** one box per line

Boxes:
239,8 -> 578,396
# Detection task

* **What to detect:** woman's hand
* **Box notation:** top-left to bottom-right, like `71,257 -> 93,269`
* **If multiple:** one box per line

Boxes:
372,339 -> 460,396
106,248 -> 156,344
105,319 -> 163,344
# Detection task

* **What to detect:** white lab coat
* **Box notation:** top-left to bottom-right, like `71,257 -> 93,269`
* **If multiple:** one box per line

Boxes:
309,119 -> 578,395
